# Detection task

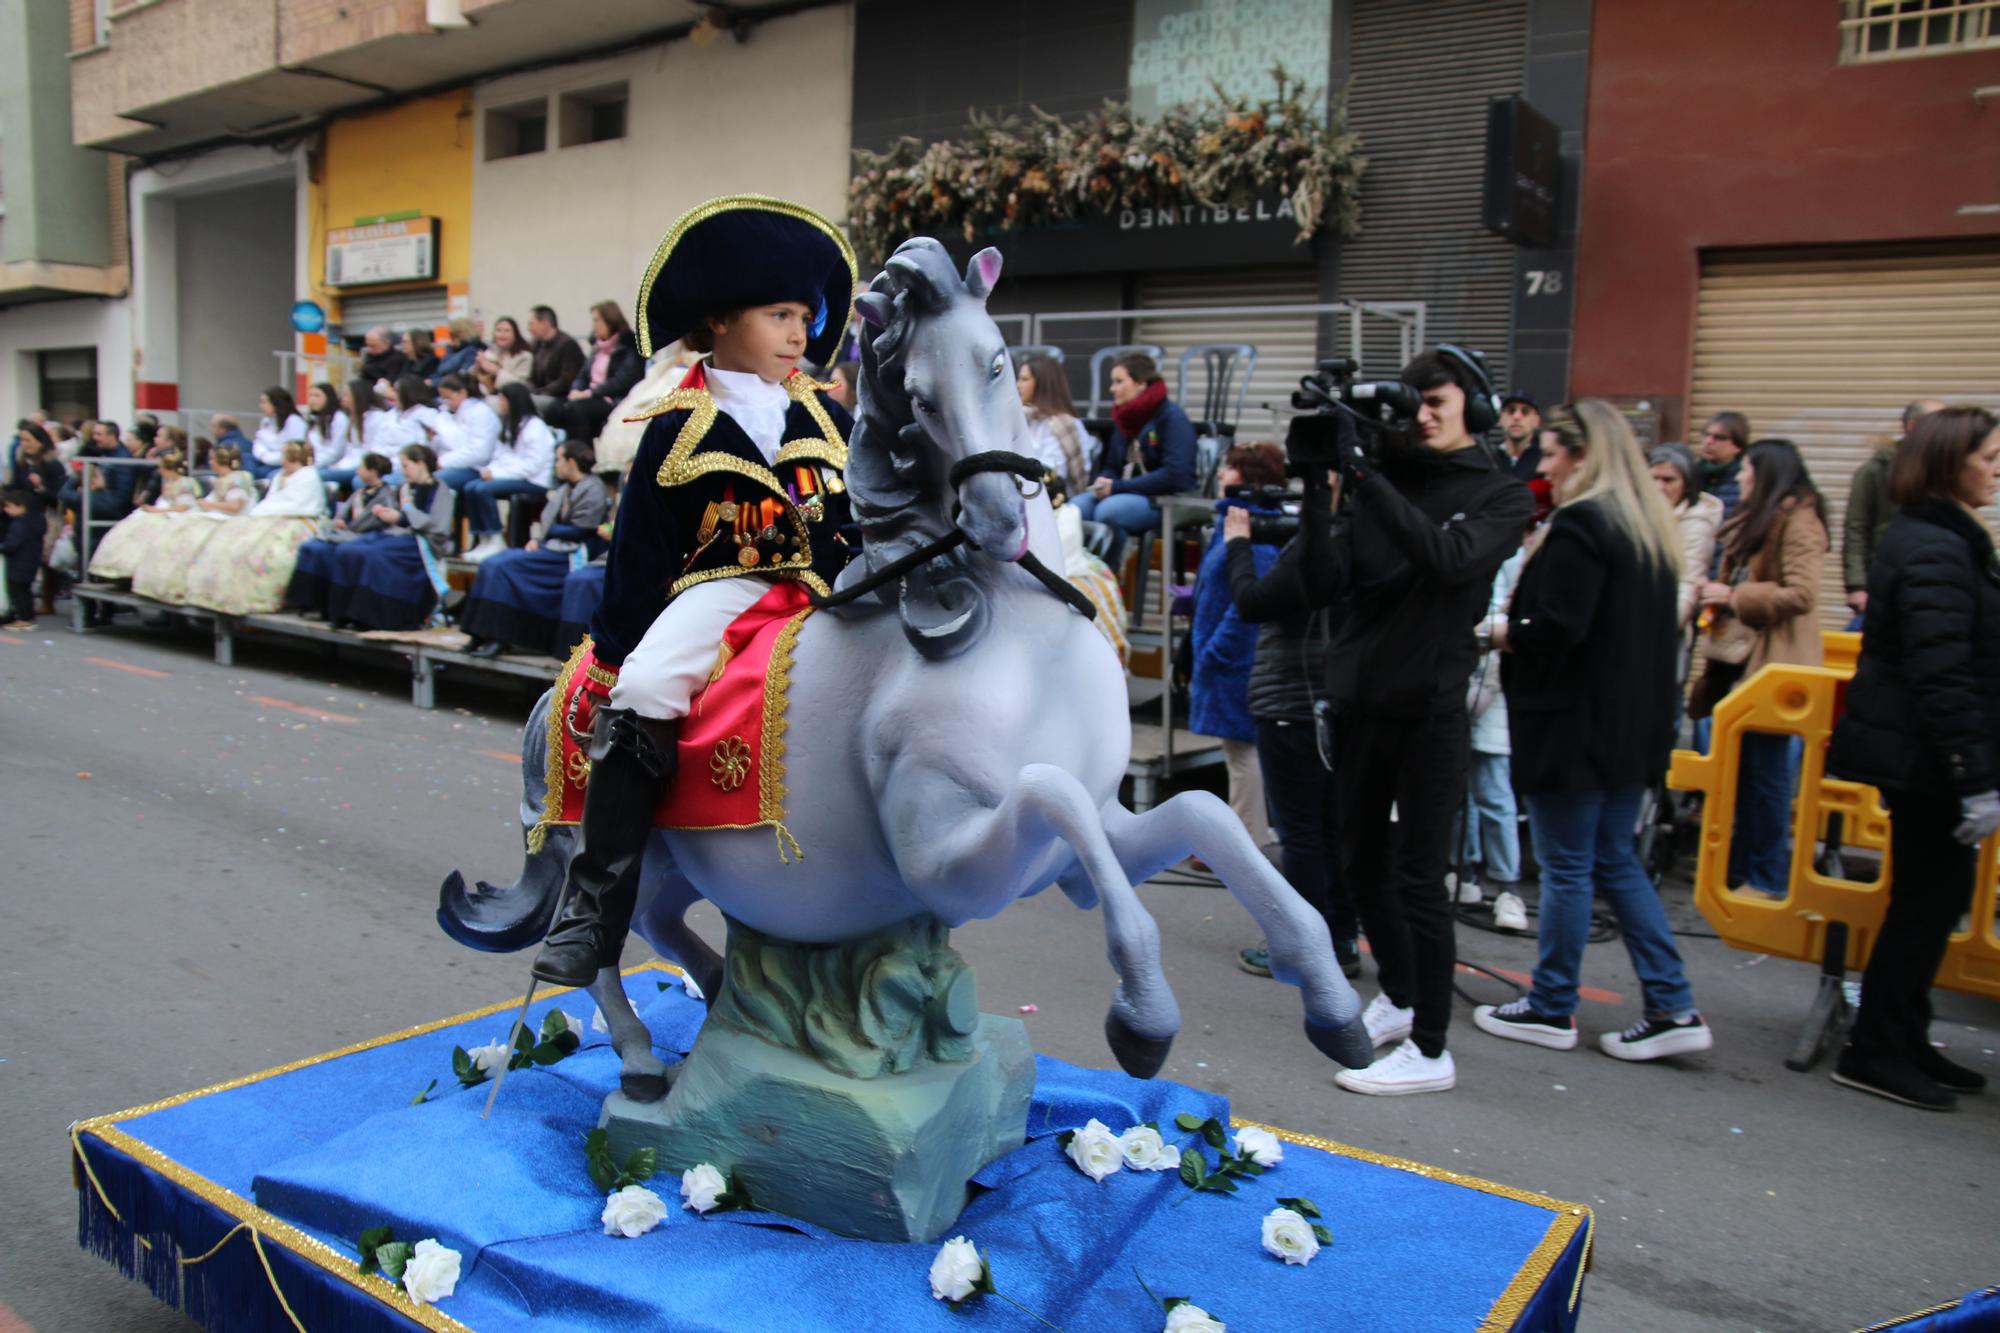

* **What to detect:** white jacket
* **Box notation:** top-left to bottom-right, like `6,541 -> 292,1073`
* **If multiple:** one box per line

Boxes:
307,411 -> 351,468
434,397 -> 501,471
490,416 -> 555,486
250,466 -> 328,517
1468,547 -> 1525,755
252,412 -> 308,466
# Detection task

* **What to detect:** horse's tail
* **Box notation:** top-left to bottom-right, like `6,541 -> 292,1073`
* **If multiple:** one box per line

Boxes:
435,687 -> 570,952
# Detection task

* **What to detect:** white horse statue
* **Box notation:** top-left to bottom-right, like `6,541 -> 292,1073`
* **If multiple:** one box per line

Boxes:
440,239 -> 1370,1196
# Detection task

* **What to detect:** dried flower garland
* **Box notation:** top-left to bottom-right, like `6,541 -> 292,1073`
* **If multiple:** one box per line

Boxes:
846,68 -> 1365,267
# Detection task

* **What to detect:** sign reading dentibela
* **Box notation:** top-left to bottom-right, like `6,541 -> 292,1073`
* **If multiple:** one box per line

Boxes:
325,217 -> 440,288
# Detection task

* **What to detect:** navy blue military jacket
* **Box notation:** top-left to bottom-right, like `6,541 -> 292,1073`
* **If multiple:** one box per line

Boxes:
589,372 -> 855,667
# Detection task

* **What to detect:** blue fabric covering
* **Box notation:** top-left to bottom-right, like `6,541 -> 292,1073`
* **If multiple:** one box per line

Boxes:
334,531 -> 435,630
460,547 -> 575,654
76,969 -> 1590,1332
1881,1287 -> 2000,1331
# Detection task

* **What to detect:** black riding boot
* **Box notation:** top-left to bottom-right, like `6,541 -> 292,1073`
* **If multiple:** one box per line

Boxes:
531,709 -> 678,986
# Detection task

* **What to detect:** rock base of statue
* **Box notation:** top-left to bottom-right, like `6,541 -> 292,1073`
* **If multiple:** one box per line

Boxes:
600,915 -> 1036,1243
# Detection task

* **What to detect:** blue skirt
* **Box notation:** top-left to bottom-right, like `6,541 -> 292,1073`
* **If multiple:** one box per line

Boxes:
334,531 -> 437,631
286,538 -> 341,616
556,563 -> 606,660
458,548 -> 574,656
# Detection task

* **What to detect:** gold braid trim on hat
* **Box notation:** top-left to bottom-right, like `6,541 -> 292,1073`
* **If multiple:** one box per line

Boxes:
634,194 -> 859,359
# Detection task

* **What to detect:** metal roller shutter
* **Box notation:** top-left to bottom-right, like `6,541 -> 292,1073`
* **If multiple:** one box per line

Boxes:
335,287 -> 450,336
1690,247 -> 2000,629
1337,0 -> 1527,383
1135,267 -> 1321,445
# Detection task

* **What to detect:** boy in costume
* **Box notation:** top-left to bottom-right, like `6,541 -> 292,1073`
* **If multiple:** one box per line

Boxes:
532,196 -> 859,986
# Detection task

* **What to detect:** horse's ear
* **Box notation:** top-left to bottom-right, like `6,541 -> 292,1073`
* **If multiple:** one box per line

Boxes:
855,292 -> 894,329
964,248 -> 1003,301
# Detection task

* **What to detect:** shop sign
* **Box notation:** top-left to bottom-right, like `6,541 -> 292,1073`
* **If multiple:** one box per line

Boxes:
947,193 -> 1310,277
326,217 -> 440,288
1129,0 -> 1333,121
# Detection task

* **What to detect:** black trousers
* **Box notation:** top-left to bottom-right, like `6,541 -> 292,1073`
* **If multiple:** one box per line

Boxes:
7,576 -> 32,619
1849,789 -> 1977,1060
1332,706 -> 1468,1057
549,395 -> 614,445
1255,716 -> 1358,945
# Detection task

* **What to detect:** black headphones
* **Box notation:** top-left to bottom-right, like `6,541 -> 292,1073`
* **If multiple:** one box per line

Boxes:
1436,343 -> 1501,436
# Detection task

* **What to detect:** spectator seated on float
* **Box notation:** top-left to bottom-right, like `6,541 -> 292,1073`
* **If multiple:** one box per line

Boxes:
316,443 -> 456,632
182,441 -> 327,616
88,447 -> 203,582
248,388 -> 308,481
320,379 -> 395,494
1072,351 -> 1197,569
432,373 -> 502,497
303,381 -> 350,477
131,443 -> 259,606
459,440 -> 611,658
286,452 -> 397,618
461,383 -> 556,562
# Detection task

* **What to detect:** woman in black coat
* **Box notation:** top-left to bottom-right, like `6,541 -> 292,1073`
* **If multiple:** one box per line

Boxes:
1481,401 -> 1714,1063
1827,405 -> 2000,1111
546,300 -> 644,445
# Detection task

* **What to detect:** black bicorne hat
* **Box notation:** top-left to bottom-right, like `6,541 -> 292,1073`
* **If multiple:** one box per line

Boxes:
635,195 -> 857,365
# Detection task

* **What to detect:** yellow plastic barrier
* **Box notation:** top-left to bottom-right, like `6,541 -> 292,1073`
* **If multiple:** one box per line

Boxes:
1667,656 -> 2000,1003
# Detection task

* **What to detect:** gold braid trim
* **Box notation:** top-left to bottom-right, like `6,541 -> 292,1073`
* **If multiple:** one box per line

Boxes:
633,195 -> 859,359
528,637 -> 591,853
1234,1118 -> 1594,1328
775,375 -> 848,472
175,1222 -> 310,1333
669,563 -> 831,601
70,963 -> 683,1333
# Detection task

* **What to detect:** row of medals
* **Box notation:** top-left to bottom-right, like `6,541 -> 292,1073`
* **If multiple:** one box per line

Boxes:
706,479 -> 839,569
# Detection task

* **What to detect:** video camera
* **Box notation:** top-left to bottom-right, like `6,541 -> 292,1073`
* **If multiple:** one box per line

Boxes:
1283,358 -> 1423,482
1220,482 -> 1300,545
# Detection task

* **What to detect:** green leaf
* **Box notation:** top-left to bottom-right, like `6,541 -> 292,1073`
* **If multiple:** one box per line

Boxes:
1163,1297 -> 1189,1312
587,1155 -> 619,1194
1230,1158 -> 1265,1177
1278,1196 -> 1321,1219
356,1225 -> 393,1273
1200,1119 -> 1227,1150
975,1249 -> 996,1296
657,981 -> 672,991
1201,1176 -> 1239,1194
512,1025 -> 536,1052
1312,1223 -> 1333,1245
1178,1148 -> 1207,1189
375,1240 -> 415,1280
585,1128 -> 609,1156
1056,1129 -> 1075,1148
1173,1112 -> 1206,1132
539,1010 -> 566,1041
450,1047 -> 472,1079
530,1041 -> 566,1067
552,1030 -> 581,1056
623,1147 -> 658,1183
409,1079 -> 437,1106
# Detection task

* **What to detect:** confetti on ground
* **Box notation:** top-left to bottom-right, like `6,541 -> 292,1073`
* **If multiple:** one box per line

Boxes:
75,771 -> 90,779
1729,1127 -> 1743,1134
1552,1084 -> 1567,1092
1018,1004 -> 1038,1013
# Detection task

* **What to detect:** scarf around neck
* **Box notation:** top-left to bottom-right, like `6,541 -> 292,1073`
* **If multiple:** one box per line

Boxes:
1112,379 -> 1169,441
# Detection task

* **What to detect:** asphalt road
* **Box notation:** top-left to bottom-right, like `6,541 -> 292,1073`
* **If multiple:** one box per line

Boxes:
3,618 -> 1996,1332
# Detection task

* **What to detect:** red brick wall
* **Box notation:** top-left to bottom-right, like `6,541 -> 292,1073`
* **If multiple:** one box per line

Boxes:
1569,0 -> 2000,424
281,0 -> 428,66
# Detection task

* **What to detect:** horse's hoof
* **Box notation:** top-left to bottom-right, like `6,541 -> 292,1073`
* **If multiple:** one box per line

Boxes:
1104,1012 -> 1173,1079
1305,1017 -> 1374,1070
620,1063 -> 675,1104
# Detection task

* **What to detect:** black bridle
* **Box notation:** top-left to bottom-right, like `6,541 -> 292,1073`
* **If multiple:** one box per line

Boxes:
807,449 -> 1097,620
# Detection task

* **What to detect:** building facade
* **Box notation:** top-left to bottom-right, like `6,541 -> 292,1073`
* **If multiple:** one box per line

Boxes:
1569,0 -> 2000,623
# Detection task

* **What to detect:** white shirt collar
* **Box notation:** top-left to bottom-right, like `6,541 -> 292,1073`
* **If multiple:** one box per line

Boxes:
704,363 -> 791,463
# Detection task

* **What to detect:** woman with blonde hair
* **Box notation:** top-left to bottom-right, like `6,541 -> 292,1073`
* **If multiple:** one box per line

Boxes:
1478,400 -> 1714,1063
183,440 -> 327,614
1016,355 -> 1089,494
132,441 -> 260,604
87,447 -> 204,580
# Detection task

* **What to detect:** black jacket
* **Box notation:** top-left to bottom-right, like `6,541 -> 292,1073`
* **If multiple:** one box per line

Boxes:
530,332 -> 586,399
1502,499 -> 1680,794
1828,501 -> 2000,798
1225,535 -> 1333,723
2,503 -> 46,579
1298,443 -> 1533,718
570,330 -> 644,404
590,375 -> 855,667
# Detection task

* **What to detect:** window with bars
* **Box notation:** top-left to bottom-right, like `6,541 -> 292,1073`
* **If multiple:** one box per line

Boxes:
1840,0 -> 1998,63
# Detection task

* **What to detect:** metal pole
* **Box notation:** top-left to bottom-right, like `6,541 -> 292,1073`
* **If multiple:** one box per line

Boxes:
481,977 -> 541,1120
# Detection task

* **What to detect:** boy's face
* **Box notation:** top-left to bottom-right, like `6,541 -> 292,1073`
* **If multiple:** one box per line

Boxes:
710,302 -> 812,382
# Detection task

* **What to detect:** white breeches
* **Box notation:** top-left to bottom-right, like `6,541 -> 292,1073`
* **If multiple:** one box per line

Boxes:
607,577 -> 772,720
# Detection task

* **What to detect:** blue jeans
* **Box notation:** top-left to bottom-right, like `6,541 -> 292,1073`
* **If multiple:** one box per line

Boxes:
1461,751 -> 1521,882
1072,490 -> 1159,568
463,478 -> 545,536
1730,731 -> 1800,895
437,467 -> 482,496
1525,785 -> 1698,1021
243,455 -> 280,481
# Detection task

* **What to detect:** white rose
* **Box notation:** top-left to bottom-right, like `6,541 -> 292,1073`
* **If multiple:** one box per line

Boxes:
1118,1124 -> 1178,1171
468,1040 -> 510,1078
680,1163 -> 728,1214
1065,1118 -> 1124,1182
600,1184 -> 668,1238
1260,1208 -> 1321,1266
928,1235 -> 985,1303
400,1238 -> 461,1306
1165,1302 -> 1227,1332
1233,1126 -> 1284,1168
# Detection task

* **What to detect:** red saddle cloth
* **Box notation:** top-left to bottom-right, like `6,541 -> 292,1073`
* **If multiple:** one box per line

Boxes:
532,581 -> 814,862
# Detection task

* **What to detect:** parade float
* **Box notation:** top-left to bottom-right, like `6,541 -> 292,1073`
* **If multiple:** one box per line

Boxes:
71,211 -> 1592,1331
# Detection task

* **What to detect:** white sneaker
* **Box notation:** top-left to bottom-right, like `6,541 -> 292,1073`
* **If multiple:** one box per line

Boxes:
1492,890 -> 1529,932
1334,1039 -> 1456,1096
464,535 -> 505,563
1361,992 -> 1414,1047
1454,872 -> 1483,906
1599,1013 -> 1713,1062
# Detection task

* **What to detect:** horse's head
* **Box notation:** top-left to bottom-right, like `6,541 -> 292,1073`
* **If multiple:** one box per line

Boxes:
855,239 -> 1033,562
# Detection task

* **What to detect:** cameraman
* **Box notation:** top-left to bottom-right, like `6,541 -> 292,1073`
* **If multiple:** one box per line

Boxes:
1299,348 -> 1535,1098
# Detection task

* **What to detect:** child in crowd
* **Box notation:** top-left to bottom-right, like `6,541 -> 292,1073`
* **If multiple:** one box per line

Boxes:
3,490 -> 46,629
1460,547 -> 1529,932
